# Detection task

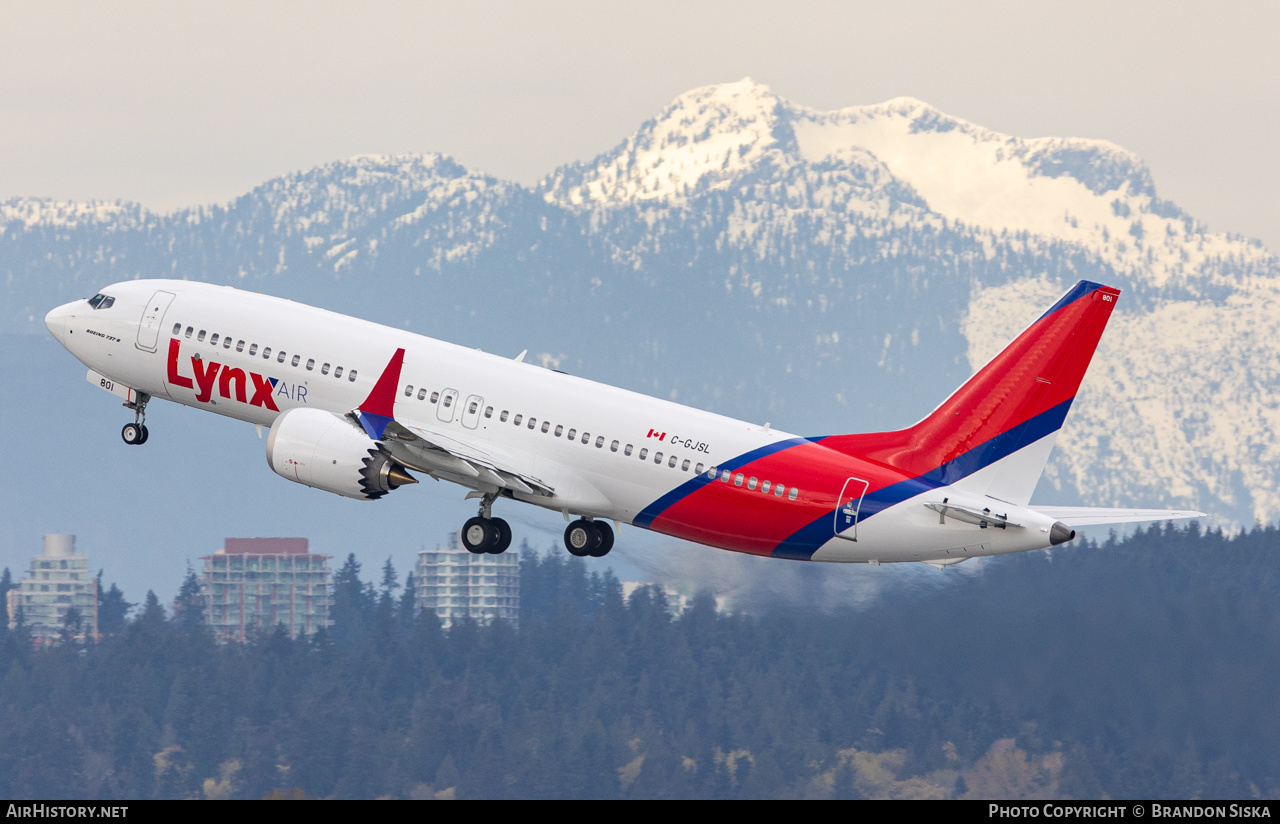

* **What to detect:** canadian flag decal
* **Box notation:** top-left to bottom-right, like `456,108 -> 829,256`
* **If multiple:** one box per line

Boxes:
646,429 -> 666,440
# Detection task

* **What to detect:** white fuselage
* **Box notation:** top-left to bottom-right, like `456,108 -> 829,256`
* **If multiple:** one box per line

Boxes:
45,279 -> 1067,564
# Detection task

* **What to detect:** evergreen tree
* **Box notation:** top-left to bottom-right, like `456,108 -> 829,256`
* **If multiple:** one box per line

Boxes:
171,564 -> 204,633
58,605 -> 83,643
330,553 -> 371,648
398,571 -> 417,639
98,583 -> 133,636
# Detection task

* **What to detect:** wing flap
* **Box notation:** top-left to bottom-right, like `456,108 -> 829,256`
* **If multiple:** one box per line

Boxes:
1029,506 -> 1205,526
399,422 -> 555,496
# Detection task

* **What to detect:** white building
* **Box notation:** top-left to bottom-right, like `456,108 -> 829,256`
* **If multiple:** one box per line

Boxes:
7,534 -> 99,643
415,532 -> 519,629
200,538 -> 332,642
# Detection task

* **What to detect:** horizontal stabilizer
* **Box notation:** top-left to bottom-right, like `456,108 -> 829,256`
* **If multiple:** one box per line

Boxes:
1029,506 -> 1205,526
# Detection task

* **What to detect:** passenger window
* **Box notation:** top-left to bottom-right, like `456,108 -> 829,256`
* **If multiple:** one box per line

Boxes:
321,363 -> 330,375
748,477 -> 758,490
527,418 -> 536,429
306,359 -> 315,371
291,355 -> 300,367
774,484 -> 784,497
500,411 -> 509,422
484,407 -> 493,418
624,444 -> 633,456
348,370 -> 357,382
405,385 -> 414,397
198,330 -> 206,342
555,425 -> 563,437
669,455 -> 677,467
185,326 -> 193,338
538,421 -> 548,433
682,459 -> 690,471
761,480 -> 771,494
469,401 -> 479,415
417,388 -> 427,400
277,351 -> 286,362
236,340 -> 245,352
581,432 -> 590,444
721,470 -> 731,482
223,336 -> 231,349
249,344 -> 258,356
443,395 -> 453,408
595,436 -> 604,448
610,440 -> 619,452
734,473 -> 744,487
788,488 -> 799,501
171,323 -> 181,335
334,366 -> 343,378
431,392 -> 440,403
638,448 -> 648,460
567,429 -> 576,440
210,333 -> 219,345
263,347 -> 271,358
654,452 -> 663,464
513,414 -> 522,426
695,463 -> 704,474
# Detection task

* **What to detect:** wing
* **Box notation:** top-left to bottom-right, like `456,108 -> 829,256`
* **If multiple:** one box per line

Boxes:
350,347 -> 554,497
1028,506 -> 1205,526
382,418 -> 555,497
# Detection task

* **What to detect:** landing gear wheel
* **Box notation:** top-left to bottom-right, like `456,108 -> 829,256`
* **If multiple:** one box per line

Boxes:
122,423 -> 144,445
589,521 -> 614,557
489,518 -> 512,554
137,424 -> 149,445
462,517 -> 496,554
564,519 -> 600,558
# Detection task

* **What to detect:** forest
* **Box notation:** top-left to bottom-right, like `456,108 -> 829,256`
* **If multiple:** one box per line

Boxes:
0,522 -> 1276,800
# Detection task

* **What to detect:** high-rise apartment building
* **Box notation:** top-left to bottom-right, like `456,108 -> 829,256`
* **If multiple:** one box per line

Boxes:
7,534 -> 98,643
415,532 -> 519,629
200,538 -> 331,642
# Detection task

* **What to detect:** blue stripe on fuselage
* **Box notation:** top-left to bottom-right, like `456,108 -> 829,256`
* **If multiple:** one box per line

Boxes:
773,398 -> 1075,560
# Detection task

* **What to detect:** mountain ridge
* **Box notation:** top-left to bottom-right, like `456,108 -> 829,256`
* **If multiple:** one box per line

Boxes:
3,79 -> 1277,527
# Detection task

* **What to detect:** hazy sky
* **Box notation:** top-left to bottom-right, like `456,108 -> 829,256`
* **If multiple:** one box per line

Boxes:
1,2 -> 1276,250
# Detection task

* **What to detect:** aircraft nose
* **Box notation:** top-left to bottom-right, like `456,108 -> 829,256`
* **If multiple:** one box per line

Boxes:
44,303 -> 70,345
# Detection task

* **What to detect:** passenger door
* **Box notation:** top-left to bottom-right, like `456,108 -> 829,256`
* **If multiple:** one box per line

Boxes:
136,290 -> 176,353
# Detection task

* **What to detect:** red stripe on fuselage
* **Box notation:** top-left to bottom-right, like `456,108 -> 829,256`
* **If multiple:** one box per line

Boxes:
648,441 -> 909,555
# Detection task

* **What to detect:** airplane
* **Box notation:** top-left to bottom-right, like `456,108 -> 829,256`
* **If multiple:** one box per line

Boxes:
43,278 -> 1202,567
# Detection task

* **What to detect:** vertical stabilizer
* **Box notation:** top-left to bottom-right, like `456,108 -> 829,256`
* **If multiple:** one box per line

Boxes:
819,281 -> 1120,503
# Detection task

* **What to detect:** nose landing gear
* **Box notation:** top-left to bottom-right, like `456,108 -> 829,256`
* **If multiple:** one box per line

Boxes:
121,393 -> 151,445
460,493 -> 513,555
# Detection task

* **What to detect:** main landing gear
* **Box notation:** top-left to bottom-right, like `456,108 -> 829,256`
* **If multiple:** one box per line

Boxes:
460,493 -> 513,555
121,393 -> 151,446
564,519 -> 614,558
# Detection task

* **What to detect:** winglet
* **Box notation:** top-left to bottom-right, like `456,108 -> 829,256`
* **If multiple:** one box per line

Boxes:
355,348 -> 405,440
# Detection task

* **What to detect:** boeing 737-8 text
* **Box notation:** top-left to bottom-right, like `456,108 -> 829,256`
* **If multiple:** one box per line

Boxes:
44,279 -> 1201,565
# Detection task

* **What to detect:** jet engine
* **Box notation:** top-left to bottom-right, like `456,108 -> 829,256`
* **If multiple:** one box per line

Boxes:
265,408 -> 417,500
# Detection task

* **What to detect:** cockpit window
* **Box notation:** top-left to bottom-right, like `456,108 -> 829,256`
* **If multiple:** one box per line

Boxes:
88,294 -> 115,310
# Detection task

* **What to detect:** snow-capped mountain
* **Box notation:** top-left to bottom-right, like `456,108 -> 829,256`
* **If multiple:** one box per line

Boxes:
4,79 -> 1277,526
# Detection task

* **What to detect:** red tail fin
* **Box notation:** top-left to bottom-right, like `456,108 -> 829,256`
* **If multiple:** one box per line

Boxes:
821,281 -> 1120,485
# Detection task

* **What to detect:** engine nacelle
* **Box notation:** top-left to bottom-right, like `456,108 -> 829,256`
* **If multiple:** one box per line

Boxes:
265,408 -> 416,500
